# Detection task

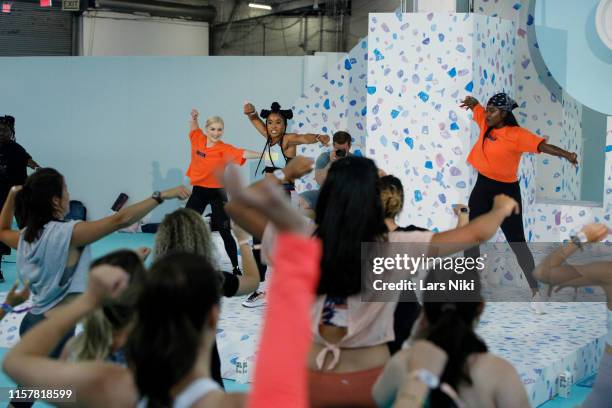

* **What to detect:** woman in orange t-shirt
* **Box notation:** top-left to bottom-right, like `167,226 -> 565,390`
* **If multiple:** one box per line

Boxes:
460,93 -> 578,312
185,109 -> 260,275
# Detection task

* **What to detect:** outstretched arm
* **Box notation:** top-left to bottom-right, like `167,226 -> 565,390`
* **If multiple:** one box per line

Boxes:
243,150 -> 263,160
429,194 -> 520,256
538,142 -> 578,165
27,158 -> 41,170
244,102 -> 268,139
70,186 -> 190,248
285,133 -> 330,148
533,224 -> 610,287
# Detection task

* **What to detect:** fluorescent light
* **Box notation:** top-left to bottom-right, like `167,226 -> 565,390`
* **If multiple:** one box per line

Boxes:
249,3 -> 272,10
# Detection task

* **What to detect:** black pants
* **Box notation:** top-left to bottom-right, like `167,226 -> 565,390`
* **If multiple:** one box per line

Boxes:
186,186 -> 238,268
464,174 -> 537,289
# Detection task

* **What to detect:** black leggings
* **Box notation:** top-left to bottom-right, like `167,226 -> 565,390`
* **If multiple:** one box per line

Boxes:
186,186 -> 238,268
465,174 -> 538,289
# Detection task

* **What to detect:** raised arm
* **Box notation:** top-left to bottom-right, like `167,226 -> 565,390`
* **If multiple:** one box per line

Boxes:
231,221 -> 260,296
538,142 -> 578,165
0,281 -> 30,322
244,102 -> 269,139
453,204 -> 470,228
224,156 -> 315,239
70,186 -> 190,248
429,195 -> 519,256
3,265 -> 135,407
0,186 -> 21,249
533,224 -> 611,287
190,109 -> 200,132
459,96 -> 479,111
238,166 -> 319,408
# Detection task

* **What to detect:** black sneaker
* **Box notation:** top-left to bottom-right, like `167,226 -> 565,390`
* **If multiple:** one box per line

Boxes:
232,266 -> 242,276
0,270 -> 4,283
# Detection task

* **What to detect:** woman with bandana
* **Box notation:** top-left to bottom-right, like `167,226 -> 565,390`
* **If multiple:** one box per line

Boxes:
460,93 -> 577,313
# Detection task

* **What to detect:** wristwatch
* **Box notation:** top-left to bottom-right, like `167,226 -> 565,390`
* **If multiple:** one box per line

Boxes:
411,368 -> 440,389
570,231 -> 588,250
460,207 -> 469,214
152,191 -> 164,204
273,169 -> 286,182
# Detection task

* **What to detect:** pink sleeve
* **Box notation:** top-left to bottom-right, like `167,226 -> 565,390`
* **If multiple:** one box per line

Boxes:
247,233 -> 322,408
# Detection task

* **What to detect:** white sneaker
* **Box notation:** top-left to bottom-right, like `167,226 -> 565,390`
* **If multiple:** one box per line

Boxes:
242,291 -> 266,308
530,292 -> 546,315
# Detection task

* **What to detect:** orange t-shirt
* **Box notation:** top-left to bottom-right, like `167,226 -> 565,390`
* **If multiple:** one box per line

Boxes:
466,104 -> 545,183
186,128 -> 246,188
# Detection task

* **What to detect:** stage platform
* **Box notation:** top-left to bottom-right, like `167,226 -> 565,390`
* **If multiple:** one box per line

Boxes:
0,233 -> 606,407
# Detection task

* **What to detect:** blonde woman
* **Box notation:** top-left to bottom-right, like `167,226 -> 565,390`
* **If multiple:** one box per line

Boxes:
59,250 -> 145,365
185,109 -> 260,275
154,207 -> 259,388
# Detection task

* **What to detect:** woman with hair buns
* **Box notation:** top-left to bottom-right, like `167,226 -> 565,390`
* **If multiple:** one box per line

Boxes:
242,102 -> 330,307
243,101 -> 330,175
185,109 -> 260,276
460,92 -> 578,313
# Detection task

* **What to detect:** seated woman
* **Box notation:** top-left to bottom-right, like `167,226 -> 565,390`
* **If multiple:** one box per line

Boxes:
153,207 -> 259,387
532,223 -> 610,408
59,250 -> 145,365
380,175 -> 470,354
0,170 -> 189,359
373,267 -> 530,408
226,155 -> 521,408
3,181 -> 323,408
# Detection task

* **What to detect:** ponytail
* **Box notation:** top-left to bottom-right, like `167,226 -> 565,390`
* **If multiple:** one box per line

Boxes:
16,168 -> 64,243
422,268 -> 486,407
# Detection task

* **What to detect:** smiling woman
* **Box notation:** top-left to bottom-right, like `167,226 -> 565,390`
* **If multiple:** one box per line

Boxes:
460,92 -> 577,312
184,108 -> 260,276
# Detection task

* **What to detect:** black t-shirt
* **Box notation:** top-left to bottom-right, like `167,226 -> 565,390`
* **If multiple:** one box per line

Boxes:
222,271 -> 240,297
0,141 -> 31,187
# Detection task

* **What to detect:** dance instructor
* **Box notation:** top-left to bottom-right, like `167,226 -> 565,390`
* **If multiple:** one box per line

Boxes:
460,93 -> 578,312
185,109 -> 260,276
243,101 -> 330,177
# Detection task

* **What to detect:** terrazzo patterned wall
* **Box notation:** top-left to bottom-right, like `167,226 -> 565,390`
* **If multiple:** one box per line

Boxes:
474,0 -> 584,201
473,0 -> 610,245
288,5 -> 609,248
366,12 -> 517,232
290,40 -> 368,193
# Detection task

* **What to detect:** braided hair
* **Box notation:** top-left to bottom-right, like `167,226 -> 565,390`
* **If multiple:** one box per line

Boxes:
0,115 -> 16,143
255,102 -> 294,174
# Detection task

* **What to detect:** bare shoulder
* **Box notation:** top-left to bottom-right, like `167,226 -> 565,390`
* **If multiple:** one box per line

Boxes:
73,364 -> 137,408
470,352 -> 518,378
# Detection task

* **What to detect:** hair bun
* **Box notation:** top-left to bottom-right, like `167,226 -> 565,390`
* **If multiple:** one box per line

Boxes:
271,102 -> 281,111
